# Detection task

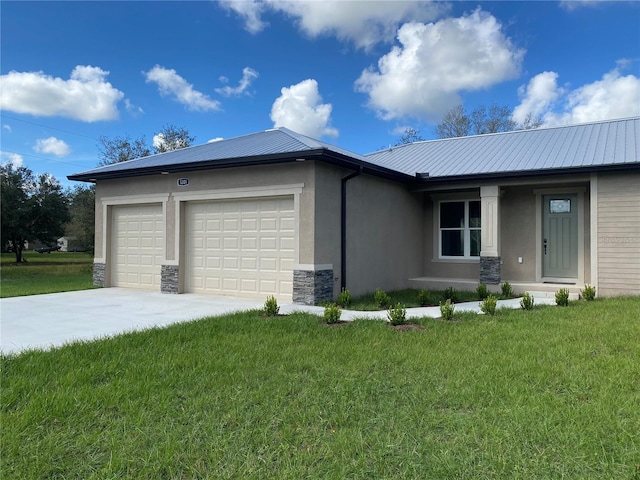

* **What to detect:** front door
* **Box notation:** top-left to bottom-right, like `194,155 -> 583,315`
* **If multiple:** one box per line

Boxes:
543,194 -> 578,279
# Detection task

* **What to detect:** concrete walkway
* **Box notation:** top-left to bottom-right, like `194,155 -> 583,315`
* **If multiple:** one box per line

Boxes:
0,289 -> 555,355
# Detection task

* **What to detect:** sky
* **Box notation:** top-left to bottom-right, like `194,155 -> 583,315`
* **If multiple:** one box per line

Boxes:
1,0 -> 639,188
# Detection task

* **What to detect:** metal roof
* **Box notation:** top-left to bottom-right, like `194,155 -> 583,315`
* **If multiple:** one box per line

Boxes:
365,117 -> 639,179
68,127 -> 371,181
69,117 -> 639,183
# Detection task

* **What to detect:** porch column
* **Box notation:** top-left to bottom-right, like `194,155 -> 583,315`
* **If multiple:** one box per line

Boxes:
480,186 -> 501,284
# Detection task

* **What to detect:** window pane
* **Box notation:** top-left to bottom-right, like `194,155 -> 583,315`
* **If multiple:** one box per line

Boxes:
469,201 -> 481,228
441,202 -> 465,228
470,229 -> 481,257
550,199 -> 570,213
442,230 -> 464,256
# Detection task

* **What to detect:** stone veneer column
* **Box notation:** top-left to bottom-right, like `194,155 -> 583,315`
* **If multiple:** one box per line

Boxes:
480,186 -> 501,284
293,267 -> 334,305
161,265 -> 180,294
93,262 -> 106,287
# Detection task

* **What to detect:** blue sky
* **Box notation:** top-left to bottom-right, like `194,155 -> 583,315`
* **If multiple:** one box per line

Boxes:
1,0 -> 639,187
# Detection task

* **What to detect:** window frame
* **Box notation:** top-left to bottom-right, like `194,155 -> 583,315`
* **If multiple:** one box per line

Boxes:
438,199 -> 481,260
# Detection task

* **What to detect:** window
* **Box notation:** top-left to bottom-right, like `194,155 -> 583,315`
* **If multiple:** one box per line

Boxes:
439,200 -> 481,258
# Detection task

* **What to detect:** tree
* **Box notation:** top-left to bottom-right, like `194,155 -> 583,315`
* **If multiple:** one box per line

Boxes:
153,124 -> 196,153
395,127 -> 425,146
1,164 -> 70,263
97,133 -> 151,166
65,185 -> 95,253
97,125 -> 195,166
436,104 -> 542,139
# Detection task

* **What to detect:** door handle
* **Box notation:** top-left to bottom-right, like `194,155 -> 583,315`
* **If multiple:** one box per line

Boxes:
544,238 -> 548,255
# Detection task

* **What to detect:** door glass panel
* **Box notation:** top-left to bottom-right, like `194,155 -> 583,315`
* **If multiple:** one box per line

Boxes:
550,199 -> 571,213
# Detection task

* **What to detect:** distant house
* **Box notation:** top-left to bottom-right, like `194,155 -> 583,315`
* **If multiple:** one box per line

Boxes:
68,117 -> 640,304
57,236 -> 80,252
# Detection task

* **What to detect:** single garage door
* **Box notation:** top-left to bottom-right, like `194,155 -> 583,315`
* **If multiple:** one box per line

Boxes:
185,196 -> 295,300
111,204 -> 164,289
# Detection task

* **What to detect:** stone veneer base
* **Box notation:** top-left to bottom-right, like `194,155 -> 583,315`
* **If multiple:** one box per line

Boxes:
93,262 -> 106,287
293,269 -> 334,305
480,256 -> 501,284
161,265 -> 180,294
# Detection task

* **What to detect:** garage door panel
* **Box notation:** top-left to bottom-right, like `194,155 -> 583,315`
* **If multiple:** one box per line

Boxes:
111,204 -> 164,290
186,197 -> 294,300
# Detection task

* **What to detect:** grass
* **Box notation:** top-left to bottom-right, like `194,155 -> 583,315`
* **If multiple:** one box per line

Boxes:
2,297 -> 639,479
0,251 -> 94,298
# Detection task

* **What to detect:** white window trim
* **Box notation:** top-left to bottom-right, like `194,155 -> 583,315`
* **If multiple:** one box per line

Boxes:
438,199 -> 481,260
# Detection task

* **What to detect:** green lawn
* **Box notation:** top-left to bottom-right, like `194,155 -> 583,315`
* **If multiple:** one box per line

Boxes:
2,297 -> 639,479
0,251 -> 94,298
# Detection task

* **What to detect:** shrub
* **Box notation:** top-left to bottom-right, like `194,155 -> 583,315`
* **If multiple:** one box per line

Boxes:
476,283 -> 489,300
324,303 -> 342,324
387,303 -> 407,326
443,287 -> 457,303
417,289 -> 430,306
501,281 -> 514,298
374,288 -> 391,309
480,294 -> 498,316
439,299 -> 455,321
581,284 -> 596,301
555,288 -> 570,307
520,292 -> 535,310
263,295 -> 280,316
336,288 -> 352,308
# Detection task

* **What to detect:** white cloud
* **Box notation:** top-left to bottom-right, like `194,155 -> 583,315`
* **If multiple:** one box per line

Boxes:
219,0 -> 268,34
559,0 -> 607,11
512,71 -> 562,124
0,151 -> 24,168
3,124 -> 11,133
221,0 -> 445,50
144,65 -> 221,112
355,9 -> 524,122
207,137 -> 224,143
270,79 -> 338,138
33,137 -> 70,157
0,65 -> 124,122
215,67 -> 259,97
514,64 -> 640,126
124,98 -> 144,116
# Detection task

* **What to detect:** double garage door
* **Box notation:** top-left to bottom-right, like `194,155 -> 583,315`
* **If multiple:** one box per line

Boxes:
111,197 -> 295,300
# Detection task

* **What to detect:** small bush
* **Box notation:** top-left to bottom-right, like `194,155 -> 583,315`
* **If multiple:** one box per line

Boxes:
439,299 -> 455,321
501,281 -> 514,298
555,288 -> 570,307
480,294 -> 498,316
520,292 -> 535,310
476,283 -> 489,300
580,284 -> 596,301
324,303 -> 342,324
387,303 -> 407,326
443,287 -> 457,303
417,289 -> 430,306
374,288 -> 391,309
336,288 -> 352,308
263,295 -> 280,316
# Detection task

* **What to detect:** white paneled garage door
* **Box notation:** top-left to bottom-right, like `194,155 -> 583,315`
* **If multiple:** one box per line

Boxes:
111,204 -> 164,289
185,196 -> 295,300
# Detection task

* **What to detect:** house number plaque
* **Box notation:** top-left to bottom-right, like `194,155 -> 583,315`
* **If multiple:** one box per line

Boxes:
177,178 -> 189,187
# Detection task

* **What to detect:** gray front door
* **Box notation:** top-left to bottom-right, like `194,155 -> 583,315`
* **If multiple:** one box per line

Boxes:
543,194 -> 578,279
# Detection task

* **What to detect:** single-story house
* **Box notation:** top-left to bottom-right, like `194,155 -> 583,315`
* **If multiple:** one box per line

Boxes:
69,117 -> 640,304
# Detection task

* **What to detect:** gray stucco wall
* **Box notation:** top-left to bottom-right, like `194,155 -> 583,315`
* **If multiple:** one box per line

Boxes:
343,173 -> 424,297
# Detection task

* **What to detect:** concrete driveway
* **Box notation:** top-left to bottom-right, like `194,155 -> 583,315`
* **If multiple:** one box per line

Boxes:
1,288 -> 554,355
